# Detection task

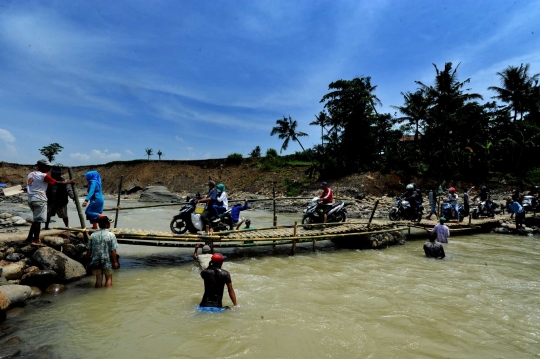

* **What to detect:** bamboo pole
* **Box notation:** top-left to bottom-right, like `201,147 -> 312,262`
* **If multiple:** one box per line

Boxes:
102,196 -> 317,212
67,167 -> 89,241
312,238 -> 316,251
114,176 -> 123,228
367,200 -> 379,228
290,221 -> 297,256
273,182 -> 277,227
54,226 -> 409,242
293,220 -> 297,237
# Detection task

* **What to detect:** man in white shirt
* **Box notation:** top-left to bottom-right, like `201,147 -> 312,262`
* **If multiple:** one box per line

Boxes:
425,217 -> 450,243
26,159 -> 75,245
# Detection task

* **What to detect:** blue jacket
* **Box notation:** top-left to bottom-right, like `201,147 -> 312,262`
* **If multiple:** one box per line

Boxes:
231,202 -> 248,223
509,201 -> 524,214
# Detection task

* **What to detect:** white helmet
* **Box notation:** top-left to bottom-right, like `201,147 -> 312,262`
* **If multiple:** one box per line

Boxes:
406,184 -> 414,190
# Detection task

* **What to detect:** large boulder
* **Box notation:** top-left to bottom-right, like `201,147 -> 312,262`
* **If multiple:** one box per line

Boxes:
32,247 -> 85,282
42,236 -> 67,248
0,262 -> 26,280
20,270 -> 58,290
0,285 -> 33,311
139,186 -> 183,203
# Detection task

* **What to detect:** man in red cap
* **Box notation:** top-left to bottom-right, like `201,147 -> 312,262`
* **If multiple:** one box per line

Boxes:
199,253 -> 237,311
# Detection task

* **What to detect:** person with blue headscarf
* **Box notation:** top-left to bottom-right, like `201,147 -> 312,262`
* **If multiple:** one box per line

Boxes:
82,170 -> 104,229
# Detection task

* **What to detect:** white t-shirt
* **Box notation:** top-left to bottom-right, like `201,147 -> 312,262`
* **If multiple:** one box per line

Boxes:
431,224 -> 450,243
448,193 -> 458,205
27,171 -> 55,202
197,254 -> 213,270
217,192 -> 228,210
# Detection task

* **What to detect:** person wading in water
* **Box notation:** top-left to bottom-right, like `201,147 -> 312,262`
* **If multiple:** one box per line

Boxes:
199,253 -> 238,311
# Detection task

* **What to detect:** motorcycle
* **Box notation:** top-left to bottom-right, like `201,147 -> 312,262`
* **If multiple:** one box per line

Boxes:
302,197 -> 348,230
471,200 -> 497,219
441,201 -> 466,222
522,195 -> 540,213
388,197 -> 423,222
170,197 -> 233,234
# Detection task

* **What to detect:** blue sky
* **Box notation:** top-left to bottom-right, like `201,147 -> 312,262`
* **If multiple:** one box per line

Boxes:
1,0 -> 539,165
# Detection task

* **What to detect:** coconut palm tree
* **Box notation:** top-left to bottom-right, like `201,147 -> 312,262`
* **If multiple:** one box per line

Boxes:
488,63 -> 540,121
271,116 -> 314,167
392,89 -> 430,144
145,148 -> 153,160
157,150 -> 164,160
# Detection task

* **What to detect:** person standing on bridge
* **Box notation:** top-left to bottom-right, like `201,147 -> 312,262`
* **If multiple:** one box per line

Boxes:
425,217 -> 450,243
199,253 -> 238,311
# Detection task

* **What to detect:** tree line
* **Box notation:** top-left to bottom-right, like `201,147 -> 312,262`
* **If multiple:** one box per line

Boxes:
270,62 -> 540,183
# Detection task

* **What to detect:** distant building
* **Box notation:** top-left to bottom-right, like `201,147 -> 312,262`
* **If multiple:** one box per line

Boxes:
399,135 -> 422,142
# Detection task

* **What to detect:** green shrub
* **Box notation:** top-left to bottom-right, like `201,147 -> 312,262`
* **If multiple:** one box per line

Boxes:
283,178 -> 302,197
227,153 -> 243,164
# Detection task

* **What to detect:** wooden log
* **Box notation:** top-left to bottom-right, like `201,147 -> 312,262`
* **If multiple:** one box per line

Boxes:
273,182 -> 277,227
68,167 -> 89,241
114,176 -> 123,228
368,200 -> 379,228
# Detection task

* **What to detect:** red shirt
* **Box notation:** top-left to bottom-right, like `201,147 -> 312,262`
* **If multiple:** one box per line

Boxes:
320,187 -> 333,204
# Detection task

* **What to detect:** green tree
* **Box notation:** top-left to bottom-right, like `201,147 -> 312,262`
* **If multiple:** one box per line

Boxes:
414,62 -> 483,178
145,147 -> 153,160
265,148 -> 278,158
249,146 -> 261,158
157,150 -> 164,160
39,143 -> 64,162
488,63 -> 540,122
319,77 -> 396,174
392,89 -> 429,144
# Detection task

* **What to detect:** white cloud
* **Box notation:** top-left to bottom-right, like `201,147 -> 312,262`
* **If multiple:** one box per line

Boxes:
0,129 -> 17,157
175,136 -> 184,142
0,129 -> 15,143
124,149 -> 133,155
69,149 -> 121,163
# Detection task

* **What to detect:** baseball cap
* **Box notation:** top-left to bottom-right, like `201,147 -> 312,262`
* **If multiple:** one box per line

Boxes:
37,159 -> 52,167
320,181 -> 328,187
202,245 -> 212,253
211,253 -> 226,262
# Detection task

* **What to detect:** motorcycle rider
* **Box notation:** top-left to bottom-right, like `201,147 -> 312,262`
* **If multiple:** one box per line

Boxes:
401,184 -> 420,218
318,182 -> 333,225
447,187 -> 460,221
527,186 -> 540,208
196,181 -> 218,231
213,183 -> 228,220
472,186 -> 495,217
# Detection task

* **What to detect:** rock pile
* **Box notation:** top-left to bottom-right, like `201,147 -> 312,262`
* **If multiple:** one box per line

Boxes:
139,186 -> 184,203
493,220 -> 540,236
0,232 -> 89,323
0,212 -> 31,233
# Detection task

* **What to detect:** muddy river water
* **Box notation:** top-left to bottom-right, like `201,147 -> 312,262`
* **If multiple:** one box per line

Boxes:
6,200 -> 540,358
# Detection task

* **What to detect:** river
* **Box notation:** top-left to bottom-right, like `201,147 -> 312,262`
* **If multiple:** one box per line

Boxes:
5,200 -> 540,358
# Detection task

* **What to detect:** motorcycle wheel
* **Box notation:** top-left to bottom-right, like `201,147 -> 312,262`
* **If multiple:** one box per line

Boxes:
472,210 -> 479,219
170,218 -> 188,234
302,216 -> 315,230
334,212 -> 347,223
389,209 -> 400,221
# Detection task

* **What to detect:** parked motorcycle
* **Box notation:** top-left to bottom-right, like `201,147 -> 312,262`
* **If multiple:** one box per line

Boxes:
522,195 -> 540,213
388,197 -> 423,222
302,197 -> 348,230
471,200 -> 497,219
441,201 -> 466,222
170,198 -> 233,234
